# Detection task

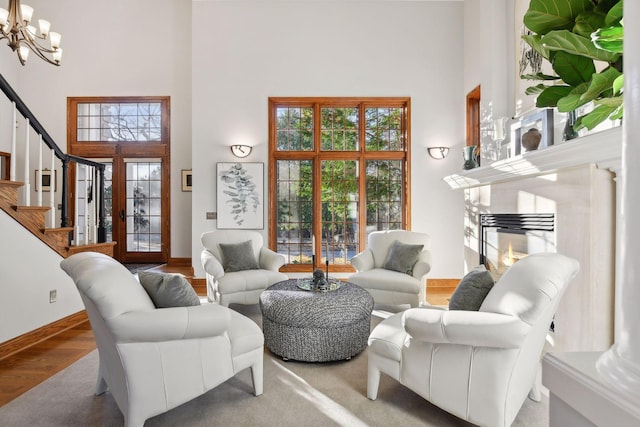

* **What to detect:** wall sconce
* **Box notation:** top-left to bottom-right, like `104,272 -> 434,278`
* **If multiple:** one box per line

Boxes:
427,146 -> 450,160
230,144 -> 252,158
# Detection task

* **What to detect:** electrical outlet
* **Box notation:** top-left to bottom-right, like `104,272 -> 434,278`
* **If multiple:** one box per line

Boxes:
49,289 -> 57,303
206,212 -> 217,220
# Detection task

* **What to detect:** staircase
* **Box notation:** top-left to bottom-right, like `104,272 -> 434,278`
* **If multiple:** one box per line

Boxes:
0,180 -> 115,257
0,72 -> 114,258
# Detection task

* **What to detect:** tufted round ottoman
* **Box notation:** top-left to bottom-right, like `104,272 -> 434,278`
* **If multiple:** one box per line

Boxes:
259,280 -> 374,362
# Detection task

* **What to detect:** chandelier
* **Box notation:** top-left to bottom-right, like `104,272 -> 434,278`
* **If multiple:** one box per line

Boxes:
0,0 -> 62,66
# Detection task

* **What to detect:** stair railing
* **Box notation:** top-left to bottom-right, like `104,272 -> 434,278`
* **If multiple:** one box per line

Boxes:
0,73 -> 106,244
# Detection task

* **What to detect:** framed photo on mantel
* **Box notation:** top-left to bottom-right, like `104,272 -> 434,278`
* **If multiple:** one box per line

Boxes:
511,109 -> 554,156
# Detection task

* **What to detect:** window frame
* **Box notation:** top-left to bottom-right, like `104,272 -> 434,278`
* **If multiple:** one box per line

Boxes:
268,97 -> 412,273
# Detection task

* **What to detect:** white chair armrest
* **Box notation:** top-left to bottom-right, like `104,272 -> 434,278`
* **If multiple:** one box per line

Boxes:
412,250 -> 432,279
109,304 -> 232,343
351,249 -> 374,272
259,247 -> 286,271
402,308 -> 530,349
202,249 -> 225,279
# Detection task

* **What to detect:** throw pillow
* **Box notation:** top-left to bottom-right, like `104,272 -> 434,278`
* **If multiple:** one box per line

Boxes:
448,268 -> 494,311
383,240 -> 424,275
219,240 -> 259,272
138,271 -> 201,308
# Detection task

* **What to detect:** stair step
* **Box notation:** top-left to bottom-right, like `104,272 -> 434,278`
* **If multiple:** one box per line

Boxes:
12,205 -> 49,230
42,227 -> 74,248
0,180 -> 23,188
67,242 -> 116,257
0,181 -> 21,205
14,206 -> 50,213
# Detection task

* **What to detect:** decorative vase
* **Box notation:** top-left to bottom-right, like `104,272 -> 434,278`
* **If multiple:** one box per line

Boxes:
563,110 -> 579,142
521,128 -> 542,151
463,145 -> 479,170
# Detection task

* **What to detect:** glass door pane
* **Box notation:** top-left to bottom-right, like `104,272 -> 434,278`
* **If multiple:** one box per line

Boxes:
125,160 -> 162,252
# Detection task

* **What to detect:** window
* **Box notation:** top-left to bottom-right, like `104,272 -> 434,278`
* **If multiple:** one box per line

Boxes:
76,102 -> 162,142
269,97 -> 411,272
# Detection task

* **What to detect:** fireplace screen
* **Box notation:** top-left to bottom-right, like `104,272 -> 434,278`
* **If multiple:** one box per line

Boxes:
479,214 -> 555,277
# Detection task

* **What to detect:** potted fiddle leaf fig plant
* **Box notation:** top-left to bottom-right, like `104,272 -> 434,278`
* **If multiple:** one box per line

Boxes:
520,0 -> 623,131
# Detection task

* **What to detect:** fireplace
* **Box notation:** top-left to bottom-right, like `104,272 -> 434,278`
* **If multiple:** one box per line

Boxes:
479,213 -> 555,277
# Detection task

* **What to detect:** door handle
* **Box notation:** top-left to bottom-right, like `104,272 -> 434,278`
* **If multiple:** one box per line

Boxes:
119,209 -> 125,222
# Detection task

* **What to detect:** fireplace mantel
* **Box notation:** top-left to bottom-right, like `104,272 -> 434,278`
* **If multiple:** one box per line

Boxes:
444,127 -> 622,189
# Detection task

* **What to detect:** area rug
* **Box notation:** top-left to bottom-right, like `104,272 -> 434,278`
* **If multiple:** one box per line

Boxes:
0,305 -> 549,427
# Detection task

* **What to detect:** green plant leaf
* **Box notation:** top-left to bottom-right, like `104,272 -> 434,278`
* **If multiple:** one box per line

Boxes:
595,0 -> 620,14
552,51 -> 595,86
613,74 -> 624,95
525,84 -> 548,95
592,25 -> 623,53
541,30 -> 621,62
536,85 -> 574,108
573,11 -> 606,37
520,72 -> 559,81
556,82 -> 591,112
524,0 -> 594,35
580,67 -> 622,101
594,95 -> 623,108
604,1 -> 623,26
579,104 -> 618,130
610,105 -> 624,120
522,34 -> 551,60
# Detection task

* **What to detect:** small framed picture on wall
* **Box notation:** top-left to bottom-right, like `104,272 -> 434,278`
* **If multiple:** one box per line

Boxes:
182,169 -> 192,192
35,169 -> 56,192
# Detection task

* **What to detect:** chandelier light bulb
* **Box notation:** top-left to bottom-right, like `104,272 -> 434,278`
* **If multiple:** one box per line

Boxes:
19,3 -> 32,23
18,44 -> 29,61
0,9 -> 8,27
52,48 -> 62,63
38,18 -> 49,37
49,31 -> 61,49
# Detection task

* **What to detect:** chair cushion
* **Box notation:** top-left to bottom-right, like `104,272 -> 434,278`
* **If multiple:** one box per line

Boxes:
349,268 -> 421,294
138,271 -> 201,308
218,269 -> 288,294
219,240 -> 259,272
449,268 -> 494,311
383,240 -> 424,275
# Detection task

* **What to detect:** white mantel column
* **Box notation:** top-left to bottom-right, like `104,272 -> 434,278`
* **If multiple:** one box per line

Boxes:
596,0 -> 640,399
542,3 -> 640,425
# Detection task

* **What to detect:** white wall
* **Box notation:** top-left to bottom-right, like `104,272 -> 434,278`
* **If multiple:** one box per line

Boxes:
191,0 -> 465,278
0,210 -> 83,342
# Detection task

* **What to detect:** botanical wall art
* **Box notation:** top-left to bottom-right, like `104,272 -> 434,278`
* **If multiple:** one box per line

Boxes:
217,162 -> 263,229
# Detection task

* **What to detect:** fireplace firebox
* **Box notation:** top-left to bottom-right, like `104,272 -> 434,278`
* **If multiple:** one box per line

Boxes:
479,213 -> 555,277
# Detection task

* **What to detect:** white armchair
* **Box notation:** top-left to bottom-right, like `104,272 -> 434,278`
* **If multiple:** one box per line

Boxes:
201,230 -> 288,306
349,230 -> 431,307
60,252 -> 264,427
367,252 -> 580,427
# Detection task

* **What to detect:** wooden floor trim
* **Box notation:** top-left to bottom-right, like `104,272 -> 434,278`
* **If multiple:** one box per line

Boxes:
0,310 -> 88,361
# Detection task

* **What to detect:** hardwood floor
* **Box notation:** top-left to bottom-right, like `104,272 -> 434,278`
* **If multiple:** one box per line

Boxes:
0,322 -> 96,407
0,268 -> 456,408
